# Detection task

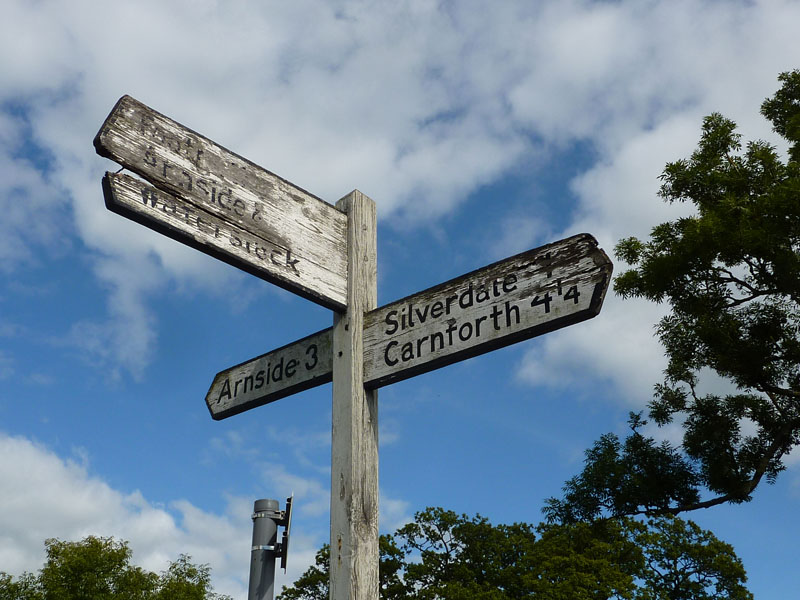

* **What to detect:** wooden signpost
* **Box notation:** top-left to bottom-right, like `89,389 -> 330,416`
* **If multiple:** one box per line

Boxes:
95,96 -> 613,600
363,234 -> 610,388
95,95 -> 348,310
206,328 -> 333,420
204,234 -> 611,418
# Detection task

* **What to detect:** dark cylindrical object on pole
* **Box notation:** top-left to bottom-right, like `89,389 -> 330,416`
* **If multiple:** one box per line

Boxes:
249,498 -> 280,600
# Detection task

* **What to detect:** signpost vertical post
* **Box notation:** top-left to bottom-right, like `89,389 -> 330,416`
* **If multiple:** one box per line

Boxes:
330,190 -> 379,600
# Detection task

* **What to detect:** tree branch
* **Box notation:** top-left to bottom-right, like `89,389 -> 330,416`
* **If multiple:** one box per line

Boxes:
636,417 -> 798,518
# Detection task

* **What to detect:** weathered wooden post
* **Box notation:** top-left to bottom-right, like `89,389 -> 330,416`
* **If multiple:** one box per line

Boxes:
330,191 -> 379,600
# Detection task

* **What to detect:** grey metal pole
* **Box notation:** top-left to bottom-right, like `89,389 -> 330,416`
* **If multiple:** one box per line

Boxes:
249,498 -> 280,600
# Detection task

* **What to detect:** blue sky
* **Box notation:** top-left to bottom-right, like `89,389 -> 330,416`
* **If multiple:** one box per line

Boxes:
2,0 -> 800,597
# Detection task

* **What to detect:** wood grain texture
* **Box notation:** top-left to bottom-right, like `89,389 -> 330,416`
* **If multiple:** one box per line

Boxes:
362,233 -> 612,388
205,328 -> 332,420
95,95 -> 347,310
330,190 -> 379,600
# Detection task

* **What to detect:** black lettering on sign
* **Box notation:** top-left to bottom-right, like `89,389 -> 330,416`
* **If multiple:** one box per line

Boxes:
385,310 -> 399,335
98,96 -> 350,311
564,285 -> 580,303
362,234 -> 613,390
141,188 -> 158,208
217,379 -> 231,403
531,293 -> 552,313
285,359 -> 298,379
271,356 -> 284,382
384,340 -> 398,367
372,274 -> 598,380
204,326 -> 334,420
305,344 -> 318,370
285,251 -> 300,275
144,146 -> 157,167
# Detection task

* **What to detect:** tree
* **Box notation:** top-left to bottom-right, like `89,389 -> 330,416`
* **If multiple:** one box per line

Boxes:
0,572 -> 42,600
277,544 -> 329,600
544,414 -> 701,523
395,507 -> 640,600
0,536 -> 231,600
396,507 -> 542,600
547,69 -> 800,520
37,536 -> 157,599
278,507 -> 749,599
277,536 -> 409,600
627,516 -> 751,600
154,554 -> 222,600
526,519 -> 640,600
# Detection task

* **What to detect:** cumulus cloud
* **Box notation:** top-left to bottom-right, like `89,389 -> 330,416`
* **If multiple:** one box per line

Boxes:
0,112 -> 69,271
0,433 -> 249,596
507,0 -> 800,405
0,434 -> 249,591
517,292 -> 668,407
0,432 -> 352,598
1,0 -> 799,412
0,430 -> 416,597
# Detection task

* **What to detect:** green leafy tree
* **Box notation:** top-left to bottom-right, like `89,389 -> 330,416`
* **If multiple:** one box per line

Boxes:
0,572 -> 42,600
628,516 -> 751,600
0,536 -> 230,600
526,519 -> 641,600
547,69 -> 800,520
154,554 -> 221,600
277,536 -> 409,600
279,507 -> 748,599
396,507 -> 640,600
277,544 -> 329,600
397,507 -> 542,600
544,415 -> 701,523
38,536 -> 157,599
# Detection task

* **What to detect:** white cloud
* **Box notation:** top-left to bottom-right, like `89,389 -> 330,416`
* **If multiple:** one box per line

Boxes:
510,0 -> 800,405
0,432 -> 249,596
0,431 -> 414,595
379,492 -> 412,533
0,431 -> 346,598
4,0 -> 798,594
488,215 -> 551,262
517,293 -> 668,406
259,463 -> 331,519
1,0 -> 799,395
0,132 -> 69,271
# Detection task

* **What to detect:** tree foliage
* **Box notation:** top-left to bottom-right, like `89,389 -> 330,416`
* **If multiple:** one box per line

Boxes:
544,415 -> 701,523
548,69 -> 800,520
277,537 -> 409,600
0,536 -> 230,600
277,507 -> 750,600
627,516 -> 751,600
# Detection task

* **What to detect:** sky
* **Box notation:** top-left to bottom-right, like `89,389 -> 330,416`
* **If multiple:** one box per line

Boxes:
1,0 -> 799,597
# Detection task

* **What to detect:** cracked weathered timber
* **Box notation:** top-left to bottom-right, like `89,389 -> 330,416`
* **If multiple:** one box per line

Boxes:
362,233 -> 613,388
95,95 -> 348,310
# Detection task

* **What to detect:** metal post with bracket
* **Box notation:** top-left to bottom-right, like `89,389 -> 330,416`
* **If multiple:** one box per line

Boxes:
249,496 -> 293,600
